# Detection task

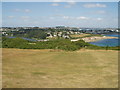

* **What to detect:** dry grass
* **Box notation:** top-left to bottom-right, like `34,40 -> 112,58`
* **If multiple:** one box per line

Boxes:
2,48 -> 118,88
70,34 -> 90,38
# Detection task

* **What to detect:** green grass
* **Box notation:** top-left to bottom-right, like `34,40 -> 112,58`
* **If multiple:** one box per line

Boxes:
32,72 -> 47,75
2,48 -> 118,88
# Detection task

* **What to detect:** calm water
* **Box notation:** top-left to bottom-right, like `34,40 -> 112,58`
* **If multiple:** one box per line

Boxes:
104,34 -> 119,37
89,34 -> 119,47
8,36 -> 37,42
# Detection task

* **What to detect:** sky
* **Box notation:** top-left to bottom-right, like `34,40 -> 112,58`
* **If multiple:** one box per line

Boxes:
2,2 -> 118,28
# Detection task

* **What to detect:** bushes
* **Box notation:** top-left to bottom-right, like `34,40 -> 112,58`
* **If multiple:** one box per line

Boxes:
2,37 -> 87,51
2,37 -> 29,48
58,44 -> 80,51
73,40 -> 90,47
3,37 -> 119,51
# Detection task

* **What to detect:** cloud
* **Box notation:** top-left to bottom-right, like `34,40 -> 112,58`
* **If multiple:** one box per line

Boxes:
62,16 -> 89,20
54,14 -> 64,17
14,9 -> 31,13
76,16 -> 89,20
52,0 -> 76,2
14,9 -> 21,12
52,0 -> 63,2
63,16 -> 69,19
64,5 -> 72,8
33,21 -> 39,24
64,1 -> 76,8
51,3 -> 59,6
67,1 -> 76,5
83,3 -> 107,8
21,16 -> 30,19
62,16 -> 75,19
24,9 -> 31,12
49,17 -> 55,19
8,16 -> 15,18
97,18 -> 103,21
96,10 -> 106,14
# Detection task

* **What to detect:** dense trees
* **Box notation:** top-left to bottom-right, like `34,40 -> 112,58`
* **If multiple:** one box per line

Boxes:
13,29 -> 47,39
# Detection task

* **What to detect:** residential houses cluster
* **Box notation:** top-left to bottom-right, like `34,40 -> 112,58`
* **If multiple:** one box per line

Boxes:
1,26 -> 119,37
46,31 -> 81,39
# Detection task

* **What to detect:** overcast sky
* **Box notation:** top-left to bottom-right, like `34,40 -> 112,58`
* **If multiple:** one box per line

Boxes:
2,2 -> 118,28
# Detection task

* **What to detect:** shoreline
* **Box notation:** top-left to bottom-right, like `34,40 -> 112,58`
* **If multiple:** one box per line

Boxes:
71,36 -> 118,42
82,36 -> 118,42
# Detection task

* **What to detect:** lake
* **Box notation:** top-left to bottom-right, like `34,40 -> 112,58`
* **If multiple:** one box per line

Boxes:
89,34 -> 119,47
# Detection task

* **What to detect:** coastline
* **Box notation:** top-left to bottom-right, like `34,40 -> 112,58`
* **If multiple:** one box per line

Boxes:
71,36 -> 118,42
82,36 -> 118,42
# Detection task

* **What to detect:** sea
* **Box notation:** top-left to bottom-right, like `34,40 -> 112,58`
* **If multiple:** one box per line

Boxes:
89,34 -> 119,47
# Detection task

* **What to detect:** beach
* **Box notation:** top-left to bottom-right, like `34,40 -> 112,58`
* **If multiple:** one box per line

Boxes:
82,36 -> 118,42
71,36 -> 118,42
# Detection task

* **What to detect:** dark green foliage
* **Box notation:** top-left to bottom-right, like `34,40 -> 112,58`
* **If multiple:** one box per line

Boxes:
13,30 -> 47,39
2,37 -> 29,48
106,45 -> 109,50
73,40 -> 90,47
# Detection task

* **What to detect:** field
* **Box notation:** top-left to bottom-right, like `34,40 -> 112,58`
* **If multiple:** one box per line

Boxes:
70,34 -> 103,38
70,34 -> 91,38
2,48 -> 118,88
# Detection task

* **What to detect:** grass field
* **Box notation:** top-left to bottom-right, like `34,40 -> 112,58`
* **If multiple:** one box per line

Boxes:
2,48 -> 118,88
70,34 -> 91,38
70,34 -> 103,39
